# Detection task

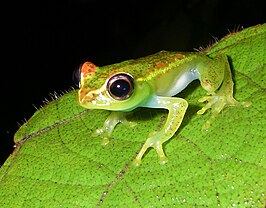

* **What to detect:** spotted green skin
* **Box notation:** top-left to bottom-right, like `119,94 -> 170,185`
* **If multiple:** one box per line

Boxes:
78,51 -> 247,166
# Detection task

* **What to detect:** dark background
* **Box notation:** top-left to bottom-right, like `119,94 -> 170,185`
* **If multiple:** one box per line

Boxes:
1,0 -> 265,165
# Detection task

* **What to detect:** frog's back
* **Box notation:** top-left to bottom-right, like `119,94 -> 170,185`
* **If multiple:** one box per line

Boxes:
86,51 -> 200,90
103,51 -> 199,78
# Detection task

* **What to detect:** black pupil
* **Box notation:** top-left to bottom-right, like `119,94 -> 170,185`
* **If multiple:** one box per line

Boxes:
110,79 -> 130,98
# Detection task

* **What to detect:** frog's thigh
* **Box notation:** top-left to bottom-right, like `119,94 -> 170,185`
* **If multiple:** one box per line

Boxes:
198,53 -> 228,92
134,97 -> 188,165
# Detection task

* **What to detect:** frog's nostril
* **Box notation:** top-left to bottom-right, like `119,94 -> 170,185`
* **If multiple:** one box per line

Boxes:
88,92 -> 98,99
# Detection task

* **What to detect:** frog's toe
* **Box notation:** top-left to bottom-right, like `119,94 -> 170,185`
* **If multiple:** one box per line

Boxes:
132,158 -> 142,167
197,103 -> 212,114
158,155 -> 168,164
222,98 -> 251,109
92,128 -> 104,137
198,92 -> 216,103
202,118 -> 212,130
197,98 -> 219,114
240,101 -> 252,108
197,94 -> 219,114
101,137 -> 110,146
128,121 -> 137,128
153,142 -> 169,165
92,128 -> 111,145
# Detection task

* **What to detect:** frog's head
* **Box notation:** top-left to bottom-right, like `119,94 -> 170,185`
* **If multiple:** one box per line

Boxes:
76,62 -> 151,112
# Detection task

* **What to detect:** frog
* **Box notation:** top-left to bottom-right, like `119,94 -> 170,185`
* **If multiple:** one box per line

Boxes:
76,51 -> 249,166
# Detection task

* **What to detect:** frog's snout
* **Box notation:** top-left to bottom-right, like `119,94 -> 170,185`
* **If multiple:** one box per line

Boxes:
78,89 -> 97,105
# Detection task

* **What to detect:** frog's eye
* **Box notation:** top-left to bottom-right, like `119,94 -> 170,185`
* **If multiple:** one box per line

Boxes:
107,73 -> 134,100
72,64 -> 82,88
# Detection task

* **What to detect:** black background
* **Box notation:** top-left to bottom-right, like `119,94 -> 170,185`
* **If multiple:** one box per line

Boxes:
1,0 -> 265,165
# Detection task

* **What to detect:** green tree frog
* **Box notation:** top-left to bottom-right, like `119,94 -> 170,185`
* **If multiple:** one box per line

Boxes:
77,51 -> 248,166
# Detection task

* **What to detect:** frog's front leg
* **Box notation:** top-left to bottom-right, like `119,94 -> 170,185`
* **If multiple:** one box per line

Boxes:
133,97 -> 188,166
197,53 -> 251,129
94,111 -> 134,145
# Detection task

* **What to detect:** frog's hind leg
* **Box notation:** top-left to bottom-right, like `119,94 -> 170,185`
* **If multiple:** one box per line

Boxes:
132,96 -> 188,166
197,53 -> 251,129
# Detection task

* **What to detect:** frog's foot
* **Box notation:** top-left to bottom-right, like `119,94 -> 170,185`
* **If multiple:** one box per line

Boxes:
93,112 -> 137,145
92,128 -> 111,145
132,132 -> 168,166
197,92 -> 251,129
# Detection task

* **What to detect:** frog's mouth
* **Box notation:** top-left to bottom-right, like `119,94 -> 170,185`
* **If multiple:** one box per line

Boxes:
78,88 -> 93,104
78,88 -> 112,108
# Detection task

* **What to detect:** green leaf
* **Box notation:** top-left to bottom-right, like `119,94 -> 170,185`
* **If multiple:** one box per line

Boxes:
1,24 -> 265,207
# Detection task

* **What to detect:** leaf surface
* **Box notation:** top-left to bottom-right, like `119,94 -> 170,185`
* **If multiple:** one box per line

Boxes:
0,24 -> 265,207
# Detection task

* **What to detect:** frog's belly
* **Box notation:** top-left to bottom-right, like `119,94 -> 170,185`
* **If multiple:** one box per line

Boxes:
156,69 -> 199,97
